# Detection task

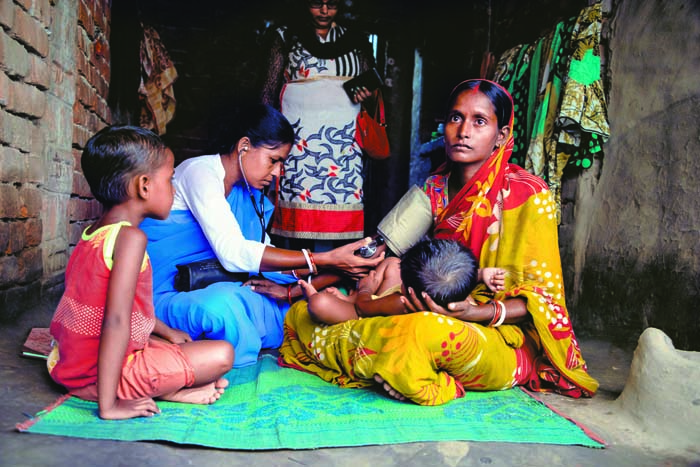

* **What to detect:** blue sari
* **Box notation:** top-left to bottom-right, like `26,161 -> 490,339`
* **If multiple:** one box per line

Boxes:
141,183 -> 294,368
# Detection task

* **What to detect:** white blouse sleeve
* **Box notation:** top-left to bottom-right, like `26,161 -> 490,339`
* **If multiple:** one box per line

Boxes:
174,156 -> 267,273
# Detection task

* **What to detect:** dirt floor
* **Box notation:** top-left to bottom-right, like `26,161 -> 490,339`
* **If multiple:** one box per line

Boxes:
1,297 -> 699,467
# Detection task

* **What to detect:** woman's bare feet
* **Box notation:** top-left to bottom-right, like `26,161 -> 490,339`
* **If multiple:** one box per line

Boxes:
160,378 -> 229,405
374,374 -> 406,401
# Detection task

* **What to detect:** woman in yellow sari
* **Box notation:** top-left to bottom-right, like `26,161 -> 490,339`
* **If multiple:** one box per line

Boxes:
279,79 -> 598,405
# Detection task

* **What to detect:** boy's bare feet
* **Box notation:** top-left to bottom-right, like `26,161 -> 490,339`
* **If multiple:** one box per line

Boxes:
373,374 -> 406,401
160,378 -> 229,405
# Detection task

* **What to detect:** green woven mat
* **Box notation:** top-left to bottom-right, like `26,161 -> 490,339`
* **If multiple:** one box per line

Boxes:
17,354 -> 604,449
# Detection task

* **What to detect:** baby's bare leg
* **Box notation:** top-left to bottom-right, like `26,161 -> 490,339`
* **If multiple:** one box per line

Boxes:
308,291 -> 360,324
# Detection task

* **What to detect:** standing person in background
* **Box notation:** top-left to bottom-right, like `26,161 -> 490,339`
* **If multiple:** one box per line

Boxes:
260,0 -> 376,252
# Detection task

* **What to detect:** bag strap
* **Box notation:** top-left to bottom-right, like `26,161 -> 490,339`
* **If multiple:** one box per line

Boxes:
374,88 -> 386,126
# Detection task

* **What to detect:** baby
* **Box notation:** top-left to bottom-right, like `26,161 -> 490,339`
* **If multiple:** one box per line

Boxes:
300,238 -> 505,324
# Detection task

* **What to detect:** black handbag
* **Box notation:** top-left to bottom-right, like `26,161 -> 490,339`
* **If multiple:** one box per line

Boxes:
174,259 -> 249,292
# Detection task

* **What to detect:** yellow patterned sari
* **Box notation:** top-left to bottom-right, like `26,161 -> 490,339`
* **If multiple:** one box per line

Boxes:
280,80 -> 598,405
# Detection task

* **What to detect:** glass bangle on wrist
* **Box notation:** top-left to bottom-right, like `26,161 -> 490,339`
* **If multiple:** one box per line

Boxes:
494,300 -> 507,326
487,300 -> 498,326
308,251 -> 318,275
488,300 -> 507,327
301,249 -> 315,282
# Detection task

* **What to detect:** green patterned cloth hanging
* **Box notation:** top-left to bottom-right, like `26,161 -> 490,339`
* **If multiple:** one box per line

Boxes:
493,2 -> 609,222
557,3 -> 610,170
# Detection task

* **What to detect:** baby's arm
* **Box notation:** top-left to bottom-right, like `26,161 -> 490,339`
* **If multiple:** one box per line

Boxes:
246,272 -> 343,303
479,267 -> 506,293
98,226 -> 160,420
354,258 -> 406,317
304,256 -> 407,323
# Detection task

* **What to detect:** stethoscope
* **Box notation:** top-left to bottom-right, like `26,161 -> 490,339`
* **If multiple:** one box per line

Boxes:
239,149 -> 267,243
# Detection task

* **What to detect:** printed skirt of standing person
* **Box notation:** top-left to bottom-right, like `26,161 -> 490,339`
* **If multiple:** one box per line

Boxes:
271,77 -> 365,240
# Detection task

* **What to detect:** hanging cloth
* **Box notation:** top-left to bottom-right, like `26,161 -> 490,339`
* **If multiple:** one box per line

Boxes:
556,2 -> 610,169
492,2 -> 609,223
138,25 -> 178,135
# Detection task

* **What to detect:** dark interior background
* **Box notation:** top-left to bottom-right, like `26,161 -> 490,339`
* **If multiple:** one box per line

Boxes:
108,0 -> 589,232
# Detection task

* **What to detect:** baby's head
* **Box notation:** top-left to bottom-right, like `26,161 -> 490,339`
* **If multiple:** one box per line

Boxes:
400,239 -> 479,308
81,125 -> 168,208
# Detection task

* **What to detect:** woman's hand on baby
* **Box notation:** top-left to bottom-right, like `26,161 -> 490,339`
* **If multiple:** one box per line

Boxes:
245,278 -> 287,301
402,287 -> 477,322
402,287 -> 439,314
442,296 -> 483,322
99,397 -> 160,420
401,287 -> 432,313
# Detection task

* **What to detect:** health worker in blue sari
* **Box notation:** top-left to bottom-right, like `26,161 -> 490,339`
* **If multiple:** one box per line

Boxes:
141,104 -> 383,367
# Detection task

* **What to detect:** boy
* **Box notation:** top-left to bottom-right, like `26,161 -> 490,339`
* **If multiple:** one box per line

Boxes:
48,126 -> 234,420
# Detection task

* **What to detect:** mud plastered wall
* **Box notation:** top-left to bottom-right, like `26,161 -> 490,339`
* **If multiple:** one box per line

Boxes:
560,0 -> 700,350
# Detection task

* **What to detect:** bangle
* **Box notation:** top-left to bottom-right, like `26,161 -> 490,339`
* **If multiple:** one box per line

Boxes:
308,251 -> 318,275
301,249 -> 314,282
287,284 -> 293,305
291,269 -> 299,280
487,300 -> 499,326
493,300 -> 507,327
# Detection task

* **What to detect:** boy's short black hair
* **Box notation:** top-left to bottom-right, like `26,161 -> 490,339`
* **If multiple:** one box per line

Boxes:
81,125 -> 167,207
400,239 -> 479,308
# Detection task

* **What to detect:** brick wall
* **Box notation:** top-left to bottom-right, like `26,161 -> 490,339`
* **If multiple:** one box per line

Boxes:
0,0 -> 111,322
71,0 -> 110,246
